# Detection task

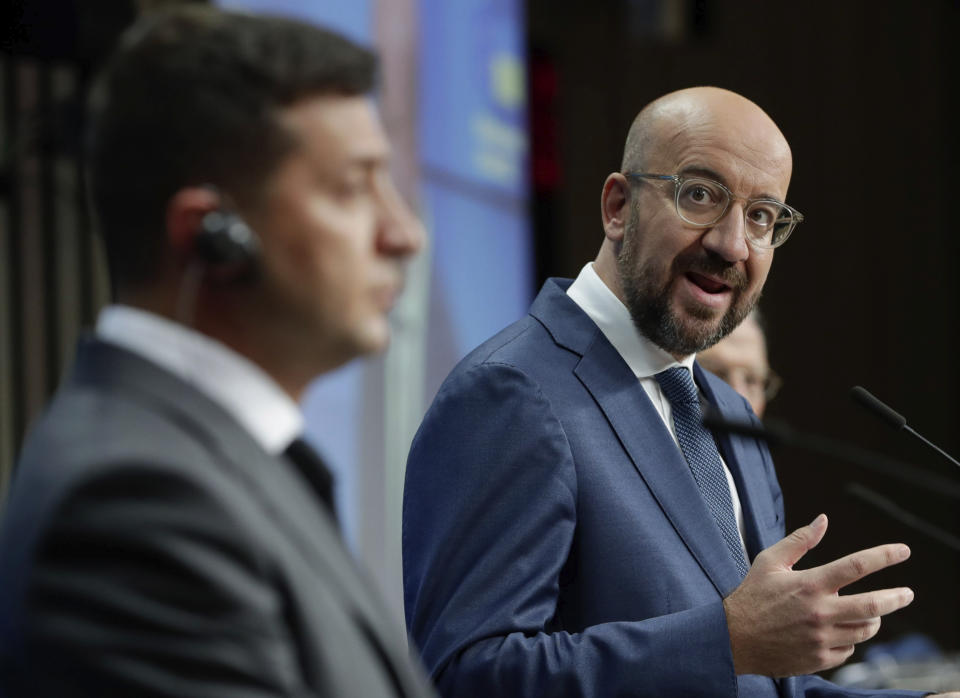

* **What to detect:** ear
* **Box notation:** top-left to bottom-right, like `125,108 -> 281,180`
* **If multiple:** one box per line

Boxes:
600,173 -> 630,242
165,186 -> 222,258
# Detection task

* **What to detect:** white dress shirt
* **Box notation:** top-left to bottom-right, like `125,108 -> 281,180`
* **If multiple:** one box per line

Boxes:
567,263 -> 748,556
97,305 -> 303,457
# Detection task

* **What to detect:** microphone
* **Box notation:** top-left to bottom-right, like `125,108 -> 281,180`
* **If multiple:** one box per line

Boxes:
701,409 -> 960,500
851,385 -> 960,470
850,385 -> 905,429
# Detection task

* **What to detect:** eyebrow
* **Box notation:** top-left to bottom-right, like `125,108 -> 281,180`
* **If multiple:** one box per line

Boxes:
678,166 -> 785,204
350,151 -> 392,171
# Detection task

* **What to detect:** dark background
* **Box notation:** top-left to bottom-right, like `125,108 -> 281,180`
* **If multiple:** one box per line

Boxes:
3,0 -> 959,657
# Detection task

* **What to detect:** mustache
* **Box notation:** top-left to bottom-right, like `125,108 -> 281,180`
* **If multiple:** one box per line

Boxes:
674,251 -> 747,290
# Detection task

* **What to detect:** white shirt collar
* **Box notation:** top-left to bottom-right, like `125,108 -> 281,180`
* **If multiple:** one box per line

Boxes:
566,263 -> 696,379
96,305 -> 303,455
566,265 -> 748,555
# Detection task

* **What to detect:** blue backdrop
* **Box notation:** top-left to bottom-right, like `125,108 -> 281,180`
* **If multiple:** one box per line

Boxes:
216,0 -> 531,554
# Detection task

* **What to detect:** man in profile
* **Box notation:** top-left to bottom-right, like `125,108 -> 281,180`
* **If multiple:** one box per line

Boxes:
403,87 -> 949,697
0,7 -> 433,696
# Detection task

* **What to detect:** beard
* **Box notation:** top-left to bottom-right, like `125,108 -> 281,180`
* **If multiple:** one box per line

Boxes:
616,217 -> 760,357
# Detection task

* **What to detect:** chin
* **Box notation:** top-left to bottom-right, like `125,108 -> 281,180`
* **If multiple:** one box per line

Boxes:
671,303 -> 721,337
354,319 -> 392,357
667,311 -> 725,354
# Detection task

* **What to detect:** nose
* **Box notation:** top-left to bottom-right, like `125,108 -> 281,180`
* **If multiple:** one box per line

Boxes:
376,176 -> 425,258
700,201 -> 750,263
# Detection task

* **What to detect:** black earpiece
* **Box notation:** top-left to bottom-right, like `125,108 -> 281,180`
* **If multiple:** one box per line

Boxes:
194,208 -> 261,280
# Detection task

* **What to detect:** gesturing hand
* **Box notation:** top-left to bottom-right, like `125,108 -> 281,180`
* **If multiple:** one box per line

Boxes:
723,513 -> 915,678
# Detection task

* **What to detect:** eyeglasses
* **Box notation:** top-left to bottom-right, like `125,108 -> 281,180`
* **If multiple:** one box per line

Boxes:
699,364 -> 783,404
624,172 -> 804,249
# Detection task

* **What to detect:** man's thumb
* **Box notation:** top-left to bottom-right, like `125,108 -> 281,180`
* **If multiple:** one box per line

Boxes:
766,513 -> 827,570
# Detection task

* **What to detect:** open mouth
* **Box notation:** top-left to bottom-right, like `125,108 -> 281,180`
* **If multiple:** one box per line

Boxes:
685,271 -> 731,295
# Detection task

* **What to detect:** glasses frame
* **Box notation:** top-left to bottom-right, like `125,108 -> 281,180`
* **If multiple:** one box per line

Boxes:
624,172 -> 804,249
764,369 -> 783,402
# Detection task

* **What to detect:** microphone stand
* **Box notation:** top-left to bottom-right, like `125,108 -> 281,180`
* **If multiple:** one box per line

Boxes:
702,410 -> 960,500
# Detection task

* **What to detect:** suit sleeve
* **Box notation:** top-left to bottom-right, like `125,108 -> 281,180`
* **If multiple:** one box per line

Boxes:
402,362 -> 739,698
11,463 -> 318,698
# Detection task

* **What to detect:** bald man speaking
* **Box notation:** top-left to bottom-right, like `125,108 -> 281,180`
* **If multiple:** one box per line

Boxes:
402,88 -> 945,697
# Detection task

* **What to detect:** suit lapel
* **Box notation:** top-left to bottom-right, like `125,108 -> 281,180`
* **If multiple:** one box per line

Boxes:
531,282 -> 745,595
573,334 -> 744,596
696,366 -> 781,557
199,403 -> 420,697
205,426 -> 419,695
73,338 -> 419,696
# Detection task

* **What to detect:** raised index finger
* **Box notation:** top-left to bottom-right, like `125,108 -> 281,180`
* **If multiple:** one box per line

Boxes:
808,543 -> 910,592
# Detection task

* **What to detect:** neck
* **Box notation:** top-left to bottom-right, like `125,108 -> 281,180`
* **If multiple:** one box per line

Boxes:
117,283 -> 322,403
593,244 -> 628,307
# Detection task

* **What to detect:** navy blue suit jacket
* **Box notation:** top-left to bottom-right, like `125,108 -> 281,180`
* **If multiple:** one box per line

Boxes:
403,279 -> 926,698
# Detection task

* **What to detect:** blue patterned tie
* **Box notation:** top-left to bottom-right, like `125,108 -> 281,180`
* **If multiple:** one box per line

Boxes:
655,367 -> 749,577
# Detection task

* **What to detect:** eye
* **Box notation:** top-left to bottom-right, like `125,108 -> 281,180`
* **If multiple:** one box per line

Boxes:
747,203 -> 780,227
679,180 -> 723,208
689,186 -> 709,203
335,175 -> 374,201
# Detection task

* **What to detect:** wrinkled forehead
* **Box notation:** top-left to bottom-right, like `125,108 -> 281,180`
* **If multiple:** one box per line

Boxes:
647,101 -> 793,200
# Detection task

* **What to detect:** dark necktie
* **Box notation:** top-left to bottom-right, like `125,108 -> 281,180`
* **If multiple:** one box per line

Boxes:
655,367 -> 749,577
283,437 -> 337,521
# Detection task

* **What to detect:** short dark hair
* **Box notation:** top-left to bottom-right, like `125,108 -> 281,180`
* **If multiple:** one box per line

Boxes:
87,6 -> 377,288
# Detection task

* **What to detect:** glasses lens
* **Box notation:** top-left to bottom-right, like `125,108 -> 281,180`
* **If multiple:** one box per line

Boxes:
676,178 -> 728,225
771,216 -> 796,246
743,201 -> 792,247
767,206 -> 798,246
674,177 -> 799,248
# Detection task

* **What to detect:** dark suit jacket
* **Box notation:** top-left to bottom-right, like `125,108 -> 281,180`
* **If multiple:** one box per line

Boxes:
402,279 -> 925,698
0,337 -> 435,698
